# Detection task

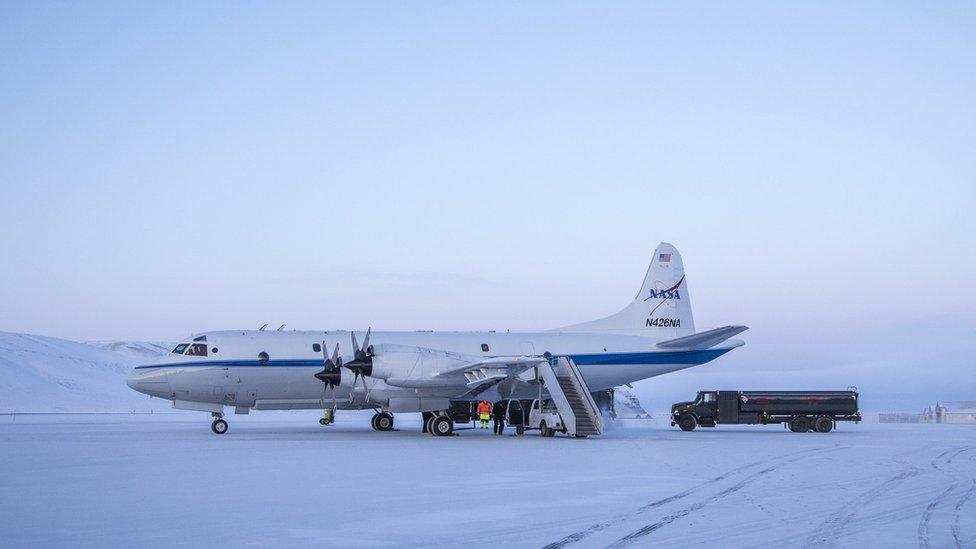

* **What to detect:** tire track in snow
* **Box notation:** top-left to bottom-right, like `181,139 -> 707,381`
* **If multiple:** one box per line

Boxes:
918,447 -> 973,549
803,448 -> 924,549
540,457 -> 772,549
541,448 -> 842,549
952,479 -> 976,548
605,462 -> 783,548
595,446 -> 845,549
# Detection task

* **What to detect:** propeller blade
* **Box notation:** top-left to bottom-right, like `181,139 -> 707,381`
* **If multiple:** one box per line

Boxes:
351,331 -> 360,354
350,370 -> 360,404
362,327 -> 371,353
361,374 -> 373,405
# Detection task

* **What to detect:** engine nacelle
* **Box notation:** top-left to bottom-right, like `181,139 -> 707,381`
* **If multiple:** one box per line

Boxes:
367,344 -> 470,380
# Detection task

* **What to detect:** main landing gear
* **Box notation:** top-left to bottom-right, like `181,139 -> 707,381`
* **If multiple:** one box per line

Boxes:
211,412 -> 228,435
371,412 -> 394,431
425,413 -> 454,437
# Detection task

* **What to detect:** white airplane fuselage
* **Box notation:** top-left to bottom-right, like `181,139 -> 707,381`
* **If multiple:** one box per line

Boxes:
127,329 -> 742,410
125,242 -> 747,425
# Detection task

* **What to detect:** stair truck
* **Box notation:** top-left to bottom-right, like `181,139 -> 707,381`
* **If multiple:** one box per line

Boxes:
671,390 -> 861,433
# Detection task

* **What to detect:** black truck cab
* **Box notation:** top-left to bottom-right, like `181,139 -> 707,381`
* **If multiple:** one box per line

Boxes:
671,391 -> 720,428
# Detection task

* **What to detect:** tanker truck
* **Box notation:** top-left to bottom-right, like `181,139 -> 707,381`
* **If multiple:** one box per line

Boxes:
671,390 -> 861,433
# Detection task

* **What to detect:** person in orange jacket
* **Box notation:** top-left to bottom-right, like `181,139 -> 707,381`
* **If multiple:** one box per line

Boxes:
477,401 -> 492,429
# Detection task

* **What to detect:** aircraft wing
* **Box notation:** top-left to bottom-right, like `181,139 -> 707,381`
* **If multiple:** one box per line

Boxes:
432,355 -> 548,394
434,355 -> 549,378
655,325 -> 749,350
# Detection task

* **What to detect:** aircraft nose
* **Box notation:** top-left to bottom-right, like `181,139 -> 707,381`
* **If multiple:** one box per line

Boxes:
126,370 -> 144,392
126,368 -> 169,396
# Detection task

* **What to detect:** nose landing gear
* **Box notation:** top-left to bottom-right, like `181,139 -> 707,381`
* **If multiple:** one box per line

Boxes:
211,412 -> 228,435
319,408 -> 335,426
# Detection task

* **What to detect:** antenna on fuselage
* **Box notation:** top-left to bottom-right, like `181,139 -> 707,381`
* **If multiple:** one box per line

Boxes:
258,324 -> 268,331
276,324 -> 286,331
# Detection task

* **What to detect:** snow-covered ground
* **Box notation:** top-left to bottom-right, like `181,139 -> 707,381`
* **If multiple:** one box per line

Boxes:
1,414 -> 973,548
0,332 -> 171,412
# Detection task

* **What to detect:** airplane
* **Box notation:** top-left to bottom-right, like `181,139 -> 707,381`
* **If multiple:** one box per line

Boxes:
126,243 -> 747,436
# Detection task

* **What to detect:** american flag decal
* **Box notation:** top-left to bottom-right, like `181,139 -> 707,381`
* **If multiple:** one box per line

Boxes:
658,253 -> 671,262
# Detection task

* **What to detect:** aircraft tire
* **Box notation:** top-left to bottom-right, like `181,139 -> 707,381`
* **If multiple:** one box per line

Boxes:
375,412 -> 394,432
211,419 -> 228,435
430,416 -> 453,437
677,414 -> 697,432
370,413 -> 379,431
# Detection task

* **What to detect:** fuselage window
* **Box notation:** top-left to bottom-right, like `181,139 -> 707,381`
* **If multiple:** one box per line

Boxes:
171,343 -> 189,354
481,343 -> 490,352
211,347 -> 219,354
312,343 -> 322,353
185,343 -> 208,357
258,352 -> 270,364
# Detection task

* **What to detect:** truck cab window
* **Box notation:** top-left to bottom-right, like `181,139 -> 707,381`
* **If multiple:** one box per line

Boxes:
703,392 -> 716,403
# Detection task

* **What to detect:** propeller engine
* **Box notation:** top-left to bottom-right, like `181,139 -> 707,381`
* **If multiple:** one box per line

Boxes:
312,329 -> 375,406
346,328 -> 374,404
314,343 -> 342,389
346,328 -> 373,377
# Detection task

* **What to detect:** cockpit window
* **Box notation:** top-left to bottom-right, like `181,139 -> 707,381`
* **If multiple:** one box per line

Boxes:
171,343 -> 189,354
185,343 -> 208,357
193,335 -> 207,342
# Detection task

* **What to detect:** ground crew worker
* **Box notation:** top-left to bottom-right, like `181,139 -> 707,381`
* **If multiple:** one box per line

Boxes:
492,401 -> 507,435
477,401 -> 492,429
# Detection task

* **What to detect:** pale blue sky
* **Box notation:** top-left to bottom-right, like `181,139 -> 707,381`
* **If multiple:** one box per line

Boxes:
1,0 -> 974,382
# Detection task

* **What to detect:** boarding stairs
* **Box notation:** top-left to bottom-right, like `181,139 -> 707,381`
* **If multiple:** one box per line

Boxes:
537,356 -> 603,436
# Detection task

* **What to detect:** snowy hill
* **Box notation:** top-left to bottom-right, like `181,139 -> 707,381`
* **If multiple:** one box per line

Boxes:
0,332 -> 172,413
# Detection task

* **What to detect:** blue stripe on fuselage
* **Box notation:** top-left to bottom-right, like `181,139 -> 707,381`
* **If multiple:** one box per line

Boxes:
133,349 -> 731,370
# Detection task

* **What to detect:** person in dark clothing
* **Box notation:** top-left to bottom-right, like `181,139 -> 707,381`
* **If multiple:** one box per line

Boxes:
492,401 -> 507,435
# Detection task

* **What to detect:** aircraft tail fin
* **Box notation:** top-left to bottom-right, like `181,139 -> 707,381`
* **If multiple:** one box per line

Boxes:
554,242 -> 695,338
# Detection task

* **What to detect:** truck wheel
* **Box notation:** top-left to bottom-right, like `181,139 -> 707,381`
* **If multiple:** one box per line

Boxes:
789,416 -> 811,433
814,417 -> 833,433
678,414 -> 697,432
539,421 -> 548,437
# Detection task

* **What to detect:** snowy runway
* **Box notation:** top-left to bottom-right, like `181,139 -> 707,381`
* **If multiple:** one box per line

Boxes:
1,415 -> 974,548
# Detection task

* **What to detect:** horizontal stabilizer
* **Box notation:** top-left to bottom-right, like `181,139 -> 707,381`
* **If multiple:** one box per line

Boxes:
655,325 -> 749,350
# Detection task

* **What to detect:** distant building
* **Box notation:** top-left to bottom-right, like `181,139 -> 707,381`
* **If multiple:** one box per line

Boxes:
879,401 -> 976,424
